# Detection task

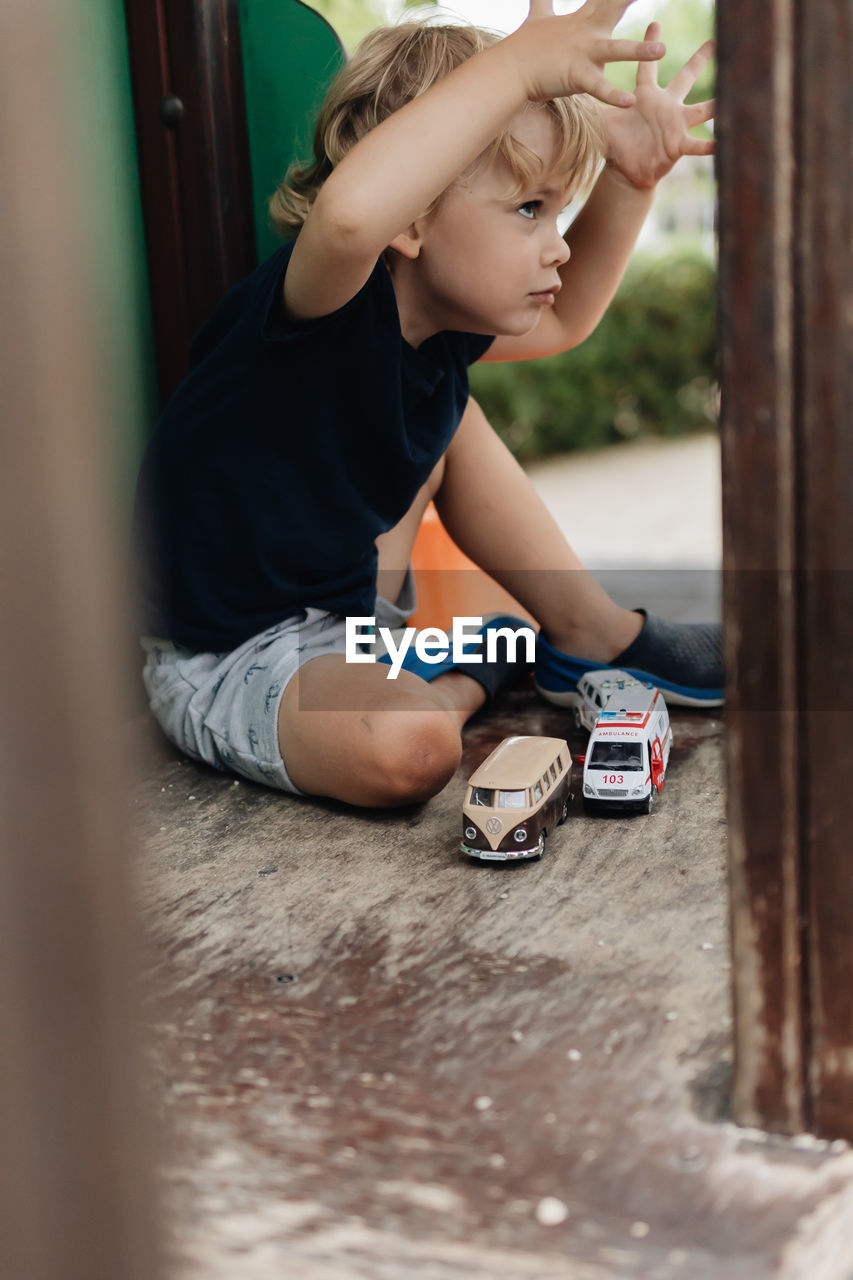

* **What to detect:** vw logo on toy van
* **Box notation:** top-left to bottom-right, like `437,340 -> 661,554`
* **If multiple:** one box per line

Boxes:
485,817 -> 502,835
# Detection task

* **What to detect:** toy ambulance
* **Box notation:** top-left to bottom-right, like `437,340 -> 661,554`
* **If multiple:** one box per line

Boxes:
572,668 -> 650,732
580,681 -> 671,814
461,736 -> 572,862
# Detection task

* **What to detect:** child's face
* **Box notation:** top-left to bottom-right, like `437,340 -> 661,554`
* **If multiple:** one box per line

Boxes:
412,109 -> 573,339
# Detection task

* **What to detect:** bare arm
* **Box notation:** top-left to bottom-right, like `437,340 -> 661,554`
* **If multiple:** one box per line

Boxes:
485,24 -> 715,362
484,166 -> 654,361
283,46 -> 526,323
284,0 -> 664,323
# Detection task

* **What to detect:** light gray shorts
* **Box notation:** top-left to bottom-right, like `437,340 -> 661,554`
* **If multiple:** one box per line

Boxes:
141,571 -> 416,796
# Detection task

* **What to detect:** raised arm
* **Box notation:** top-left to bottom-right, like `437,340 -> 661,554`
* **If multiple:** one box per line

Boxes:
485,24 -> 715,362
284,0 -> 665,323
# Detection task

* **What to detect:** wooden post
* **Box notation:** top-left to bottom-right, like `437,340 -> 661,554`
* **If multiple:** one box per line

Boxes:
718,0 -> 853,1136
0,2 -> 162,1276
124,0 -> 257,404
793,0 -> 853,1139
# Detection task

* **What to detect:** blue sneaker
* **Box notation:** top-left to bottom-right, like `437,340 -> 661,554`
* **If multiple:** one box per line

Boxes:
535,609 -> 724,709
378,613 -> 534,706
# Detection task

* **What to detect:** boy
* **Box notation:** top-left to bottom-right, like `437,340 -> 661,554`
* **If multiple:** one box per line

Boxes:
135,0 -> 719,808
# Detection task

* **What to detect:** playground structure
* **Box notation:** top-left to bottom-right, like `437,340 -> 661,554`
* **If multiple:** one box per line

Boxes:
2,2 -> 851,1277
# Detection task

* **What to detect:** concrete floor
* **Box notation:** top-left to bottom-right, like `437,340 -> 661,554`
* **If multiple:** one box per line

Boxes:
525,434 -> 723,572
130,437 -> 853,1278
132,698 -> 853,1280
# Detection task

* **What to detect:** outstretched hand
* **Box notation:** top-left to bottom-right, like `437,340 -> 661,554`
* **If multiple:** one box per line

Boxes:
603,23 -> 715,188
510,0 -> 666,108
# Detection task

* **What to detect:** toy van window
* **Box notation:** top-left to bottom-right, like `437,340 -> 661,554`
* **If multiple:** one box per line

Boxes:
533,782 -> 543,802
594,693 -> 604,708
557,754 -> 563,770
470,786 -> 494,806
588,741 -> 643,771
550,764 -> 557,781
498,789 -> 527,809
544,773 -> 551,790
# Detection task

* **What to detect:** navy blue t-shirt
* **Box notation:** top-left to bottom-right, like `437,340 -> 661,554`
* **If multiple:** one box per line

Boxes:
133,242 -> 494,652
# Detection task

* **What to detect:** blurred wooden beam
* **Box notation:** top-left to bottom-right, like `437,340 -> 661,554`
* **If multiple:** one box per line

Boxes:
0,2 -> 161,1277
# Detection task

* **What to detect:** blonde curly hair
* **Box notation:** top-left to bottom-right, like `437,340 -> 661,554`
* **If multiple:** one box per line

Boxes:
268,21 -> 606,241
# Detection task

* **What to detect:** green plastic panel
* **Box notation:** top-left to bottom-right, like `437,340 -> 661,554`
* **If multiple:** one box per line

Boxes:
67,0 -> 159,495
239,0 -> 345,263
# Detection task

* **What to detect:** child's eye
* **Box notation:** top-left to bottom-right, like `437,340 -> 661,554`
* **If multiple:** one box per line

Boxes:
517,201 -> 541,220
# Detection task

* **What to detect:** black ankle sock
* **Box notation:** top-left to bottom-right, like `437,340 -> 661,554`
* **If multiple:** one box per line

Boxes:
611,610 -> 723,691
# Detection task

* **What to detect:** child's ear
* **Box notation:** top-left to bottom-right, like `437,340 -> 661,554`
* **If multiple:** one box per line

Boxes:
387,222 -> 424,261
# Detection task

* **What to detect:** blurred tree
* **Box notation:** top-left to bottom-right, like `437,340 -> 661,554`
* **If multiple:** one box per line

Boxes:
609,0 -> 715,103
303,0 -> 438,50
303,0 -> 386,51
469,253 -> 718,461
306,1 -> 713,97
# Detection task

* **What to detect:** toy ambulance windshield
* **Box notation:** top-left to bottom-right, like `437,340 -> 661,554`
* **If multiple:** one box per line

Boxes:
581,683 -> 671,814
462,736 -> 572,862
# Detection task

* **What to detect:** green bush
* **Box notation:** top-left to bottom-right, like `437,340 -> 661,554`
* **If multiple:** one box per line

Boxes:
469,254 -> 718,462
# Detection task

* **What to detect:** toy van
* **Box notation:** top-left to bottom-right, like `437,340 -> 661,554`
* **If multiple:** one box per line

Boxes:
573,668 -> 649,732
461,735 -> 572,862
581,683 -> 671,814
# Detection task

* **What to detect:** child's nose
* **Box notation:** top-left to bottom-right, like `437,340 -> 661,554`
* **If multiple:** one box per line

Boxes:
543,226 -> 570,267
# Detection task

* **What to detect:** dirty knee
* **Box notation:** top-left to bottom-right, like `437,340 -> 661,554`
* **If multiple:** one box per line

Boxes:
371,717 -> 462,805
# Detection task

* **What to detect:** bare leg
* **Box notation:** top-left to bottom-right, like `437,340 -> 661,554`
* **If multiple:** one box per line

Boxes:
374,451 -> 486,723
433,397 -> 644,661
278,657 -> 483,805
279,459 -> 485,806
374,454 -> 444,605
